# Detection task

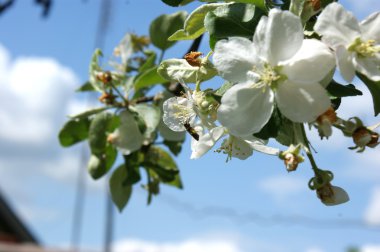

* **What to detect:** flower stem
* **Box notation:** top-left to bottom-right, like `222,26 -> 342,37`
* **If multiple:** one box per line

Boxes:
110,83 -> 129,105
300,123 -> 320,174
158,49 -> 165,63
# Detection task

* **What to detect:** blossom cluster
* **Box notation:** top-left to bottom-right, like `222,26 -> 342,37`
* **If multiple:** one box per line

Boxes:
161,2 -> 380,206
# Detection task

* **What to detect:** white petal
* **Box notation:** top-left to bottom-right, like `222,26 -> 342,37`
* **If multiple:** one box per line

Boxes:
246,139 -> 280,155
353,55 -> 380,82
221,136 -> 253,160
336,46 -> 356,82
217,82 -> 274,137
281,39 -> 335,84
191,126 -> 225,159
275,81 -> 331,122
213,37 -> 257,83
163,96 -> 195,132
111,110 -> 144,155
252,15 -> 269,61
314,3 -> 361,48
360,11 -> 380,42
261,9 -> 304,64
322,186 -> 350,206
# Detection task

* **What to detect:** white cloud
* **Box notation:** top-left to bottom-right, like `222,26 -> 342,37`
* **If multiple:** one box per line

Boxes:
305,247 -> 325,252
113,238 -> 241,252
362,245 -> 380,252
364,186 -> 380,225
258,175 -> 305,201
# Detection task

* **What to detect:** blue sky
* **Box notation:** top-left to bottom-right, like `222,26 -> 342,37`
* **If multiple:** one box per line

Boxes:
0,1 -> 380,252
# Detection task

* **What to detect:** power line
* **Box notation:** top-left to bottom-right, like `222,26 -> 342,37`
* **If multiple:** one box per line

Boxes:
156,192 -> 380,231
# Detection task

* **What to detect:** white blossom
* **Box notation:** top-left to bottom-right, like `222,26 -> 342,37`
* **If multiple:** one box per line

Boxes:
314,3 -> 380,82
213,9 -> 335,137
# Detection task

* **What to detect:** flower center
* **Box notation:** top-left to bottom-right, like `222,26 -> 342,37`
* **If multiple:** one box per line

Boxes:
172,104 -> 194,124
251,63 -> 284,91
348,37 -> 380,58
215,136 -> 247,162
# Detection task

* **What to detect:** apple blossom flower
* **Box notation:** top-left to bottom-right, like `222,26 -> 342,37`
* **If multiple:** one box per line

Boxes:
213,9 -> 335,137
314,3 -> 380,82
190,125 -> 279,160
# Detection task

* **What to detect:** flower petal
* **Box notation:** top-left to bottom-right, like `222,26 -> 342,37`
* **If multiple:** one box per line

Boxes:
322,186 -> 350,206
336,46 -> 356,82
191,126 -> 225,159
111,110 -> 144,155
163,96 -> 195,131
281,39 -> 335,84
353,55 -> 380,82
276,81 -> 331,122
258,9 -> 303,65
213,37 -> 257,83
360,11 -> 380,42
217,82 -> 274,137
314,3 -> 361,48
221,136 -> 253,160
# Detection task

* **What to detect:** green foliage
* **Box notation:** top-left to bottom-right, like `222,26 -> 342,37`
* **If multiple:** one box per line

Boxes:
254,107 -> 282,140
326,80 -> 363,98
161,0 -> 194,7
204,3 -> 265,48
357,73 -> 380,116
59,118 -> 90,147
158,58 -> 217,83
110,165 -> 133,212
132,104 -> 161,137
76,81 -> 95,92
88,49 -> 104,92
163,140 -> 184,156
134,66 -> 168,90
149,11 -> 187,50
69,107 -> 110,120
169,4 -> 225,41
87,145 -> 117,180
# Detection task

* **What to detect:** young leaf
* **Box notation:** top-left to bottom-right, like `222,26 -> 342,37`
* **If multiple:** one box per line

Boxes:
59,118 -> 90,147
139,51 -> 157,73
168,3 -> 226,41
161,0 -> 194,7
254,107 -> 282,140
357,73 -> 380,116
110,165 -> 133,212
88,112 -> 119,156
122,152 -> 143,186
88,49 -> 104,92
69,107 -> 110,120
149,11 -> 187,50
326,80 -> 363,98
131,104 -> 161,137
134,66 -> 168,90
76,81 -> 95,92
87,145 -> 117,180
204,3 -> 265,42
163,140 -> 183,156
158,59 -> 217,83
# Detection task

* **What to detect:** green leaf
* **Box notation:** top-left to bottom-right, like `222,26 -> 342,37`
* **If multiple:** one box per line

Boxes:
88,112 -> 119,155
76,81 -> 95,92
87,145 -> 117,180
89,49 -> 104,92
122,151 -> 143,186
109,165 -> 133,212
215,82 -> 233,96
168,4 -> 226,41
158,58 -> 217,83
132,104 -> 161,137
163,140 -> 183,156
204,3 -> 265,42
69,107 -> 110,120
357,73 -> 380,116
161,0 -> 194,7
326,80 -> 363,98
254,107 -> 282,140
59,118 -> 90,147
143,146 -> 178,172
149,11 -> 187,50
139,51 -> 157,73
134,66 -> 168,90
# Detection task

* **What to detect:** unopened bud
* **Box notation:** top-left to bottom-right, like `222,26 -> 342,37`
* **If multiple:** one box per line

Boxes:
96,71 -> 112,84
352,127 -> 379,148
99,92 -> 116,105
279,144 -> 304,172
307,0 -> 321,11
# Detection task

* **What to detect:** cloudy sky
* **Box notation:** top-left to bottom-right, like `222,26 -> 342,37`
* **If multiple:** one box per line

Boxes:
0,0 -> 379,252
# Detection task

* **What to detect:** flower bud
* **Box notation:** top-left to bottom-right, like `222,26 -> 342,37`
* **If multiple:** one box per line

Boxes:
316,183 -> 349,206
96,71 -> 112,84
316,107 -> 337,139
98,92 -> 116,105
279,144 -> 304,172
352,127 -> 379,148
